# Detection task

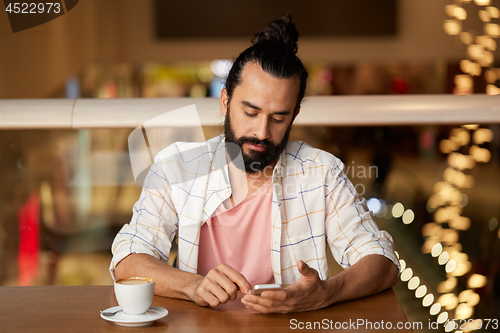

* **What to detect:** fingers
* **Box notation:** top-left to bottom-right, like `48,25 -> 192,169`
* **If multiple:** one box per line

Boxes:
242,293 -> 292,314
261,289 -> 288,301
216,264 -> 252,295
194,264 -> 249,307
244,299 -> 285,314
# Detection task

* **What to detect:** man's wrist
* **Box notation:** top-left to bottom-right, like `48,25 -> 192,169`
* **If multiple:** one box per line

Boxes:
324,274 -> 343,306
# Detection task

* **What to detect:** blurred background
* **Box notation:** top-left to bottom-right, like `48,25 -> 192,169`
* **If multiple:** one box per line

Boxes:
1,0 -> 499,332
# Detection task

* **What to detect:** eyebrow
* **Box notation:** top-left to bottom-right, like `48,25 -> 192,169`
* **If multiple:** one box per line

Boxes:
241,100 -> 291,116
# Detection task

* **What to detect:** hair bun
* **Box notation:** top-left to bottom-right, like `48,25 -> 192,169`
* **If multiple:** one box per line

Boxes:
252,14 -> 299,54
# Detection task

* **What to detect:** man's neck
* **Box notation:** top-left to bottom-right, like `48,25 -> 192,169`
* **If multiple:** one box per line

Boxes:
225,158 -> 276,208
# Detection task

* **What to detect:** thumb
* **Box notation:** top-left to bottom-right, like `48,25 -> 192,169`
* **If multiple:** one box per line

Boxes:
297,260 -> 314,277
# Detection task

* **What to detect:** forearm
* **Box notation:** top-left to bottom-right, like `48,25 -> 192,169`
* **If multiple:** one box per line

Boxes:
325,254 -> 398,306
114,253 -> 203,301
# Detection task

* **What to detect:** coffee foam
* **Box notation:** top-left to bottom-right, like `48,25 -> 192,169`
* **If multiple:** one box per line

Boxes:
116,277 -> 154,285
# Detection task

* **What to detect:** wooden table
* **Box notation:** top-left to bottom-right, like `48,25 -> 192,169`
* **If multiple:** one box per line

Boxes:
0,286 -> 411,332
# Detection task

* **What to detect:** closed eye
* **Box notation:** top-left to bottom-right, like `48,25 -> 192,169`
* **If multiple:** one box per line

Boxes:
271,118 -> 284,123
245,111 -> 257,117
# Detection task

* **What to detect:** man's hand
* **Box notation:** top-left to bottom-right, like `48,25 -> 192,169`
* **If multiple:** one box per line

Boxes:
241,260 -> 330,313
192,264 -> 252,307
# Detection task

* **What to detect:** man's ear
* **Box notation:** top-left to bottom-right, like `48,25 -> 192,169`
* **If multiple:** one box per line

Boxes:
220,88 -> 229,117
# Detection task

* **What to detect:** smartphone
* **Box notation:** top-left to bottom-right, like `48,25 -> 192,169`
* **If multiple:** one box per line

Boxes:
251,284 -> 283,296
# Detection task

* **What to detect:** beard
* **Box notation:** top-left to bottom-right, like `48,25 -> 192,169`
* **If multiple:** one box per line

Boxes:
224,105 -> 292,174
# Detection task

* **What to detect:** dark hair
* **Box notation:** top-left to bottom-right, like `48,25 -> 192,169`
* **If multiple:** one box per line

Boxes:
225,14 -> 308,111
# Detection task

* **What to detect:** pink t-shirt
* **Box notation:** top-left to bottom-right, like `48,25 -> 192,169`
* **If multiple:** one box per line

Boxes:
197,179 -> 275,285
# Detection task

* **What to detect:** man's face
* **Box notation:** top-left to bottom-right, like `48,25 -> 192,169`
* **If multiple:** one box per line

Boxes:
220,62 -> 300,174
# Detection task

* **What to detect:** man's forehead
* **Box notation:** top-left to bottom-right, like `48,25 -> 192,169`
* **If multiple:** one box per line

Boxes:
234,62 -> 300,108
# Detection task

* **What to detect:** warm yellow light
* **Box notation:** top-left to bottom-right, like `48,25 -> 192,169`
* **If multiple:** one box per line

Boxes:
430,303 -> 441,315
485,70 -> 497,83
415,285 -> 427,298
458,289 -> 473,302
443,167 -> 468,188
462,124 -> 479,130
451,261 -> 472,276
468,294 -> 480,307
408,276 -> 420,290
479,50 -> 494,66
423,294 -> 434,307
455,303 -> 473,319
454,7 -> 467,20
485,23 -> 500,37
400,268 -> 413,282
449,216 -> 471,230
402,209 -> 415,224
469,145 -> 492,162
468,274 -> 487,288
444,20 -> 461,35
459,193 -> 469,208
474,0 -> 491,5
467,44 -> 485,60
439,138 -> 460,153
438,293 -> 458,310
471,62 -> 482,76
479,10 -> 491,22
454,251 -> 468,263
437,311 -> 449,324
435,207 -> 450,223
422,239 -> 434,254
426,197 -> 438,212
431,243 -> 443,257
486,84 -> 500,95
448,152 -> 474,170
437,277 -> 458,293
445,4 -> 457,16
487,6 -> 500,18
487,38 -> 497,51
433,181 -> 446,193
450,128 -> 470,145
473,128 -> 494,144
460,32 -> 473,44
445,259 -> 457,273
425,223 -> 442,237
392,203 -> 404,218
439,251 -> 450,265
399,259 -> 406,271
449,243 -> 463,254
434,204 -> 462,222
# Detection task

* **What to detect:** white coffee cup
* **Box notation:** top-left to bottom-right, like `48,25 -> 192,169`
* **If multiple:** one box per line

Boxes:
114,277 -> 155,315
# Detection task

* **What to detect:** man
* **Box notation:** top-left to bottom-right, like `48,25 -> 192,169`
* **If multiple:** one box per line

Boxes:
110,15 -> 399,313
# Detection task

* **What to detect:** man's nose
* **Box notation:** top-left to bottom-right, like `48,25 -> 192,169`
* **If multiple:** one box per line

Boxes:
254,116 -> 270,141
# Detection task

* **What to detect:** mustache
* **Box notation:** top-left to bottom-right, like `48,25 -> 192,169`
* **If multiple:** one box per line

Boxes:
236,136 -> 274,149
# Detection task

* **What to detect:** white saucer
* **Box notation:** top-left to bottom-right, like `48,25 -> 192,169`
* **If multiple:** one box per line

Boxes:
100,305 -> 168,327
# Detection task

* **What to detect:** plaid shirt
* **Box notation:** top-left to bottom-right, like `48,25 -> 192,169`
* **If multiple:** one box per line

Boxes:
110,135 -> 399,285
